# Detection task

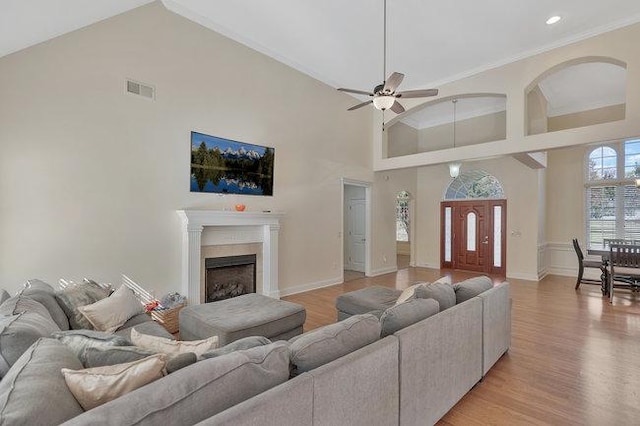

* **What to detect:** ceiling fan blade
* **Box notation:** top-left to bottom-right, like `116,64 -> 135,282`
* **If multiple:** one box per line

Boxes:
348,100 -> 373,111
390,100 -> 405,114
396,88 -> 439,98
383,72 -> 404,93
338,88 -> 374,96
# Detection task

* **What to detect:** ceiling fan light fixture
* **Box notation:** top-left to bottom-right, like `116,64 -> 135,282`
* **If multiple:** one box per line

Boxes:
449,163 -> 462,178
373,95 -> 395,110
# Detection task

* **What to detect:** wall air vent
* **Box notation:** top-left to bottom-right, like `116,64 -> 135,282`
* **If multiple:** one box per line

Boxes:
125,79 -> 155,100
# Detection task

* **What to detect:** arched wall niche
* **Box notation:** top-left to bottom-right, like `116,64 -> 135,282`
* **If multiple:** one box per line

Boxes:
525,56 -> 627,136
384,93 -> 507,159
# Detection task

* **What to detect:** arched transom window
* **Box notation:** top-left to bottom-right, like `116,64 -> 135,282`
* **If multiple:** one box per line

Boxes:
444,170 -> 505,200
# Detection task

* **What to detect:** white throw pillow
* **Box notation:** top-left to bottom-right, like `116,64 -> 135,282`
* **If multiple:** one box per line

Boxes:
130,327 -> 219,358
395,282 -> 429,305
61,354 -> 166,410
78,285 -> 143,333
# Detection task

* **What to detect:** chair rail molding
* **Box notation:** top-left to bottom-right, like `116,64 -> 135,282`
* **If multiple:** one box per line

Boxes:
177,210 -> 285,304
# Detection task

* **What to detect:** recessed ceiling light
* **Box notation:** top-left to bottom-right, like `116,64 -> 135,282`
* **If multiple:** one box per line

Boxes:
546,16 -> 562,25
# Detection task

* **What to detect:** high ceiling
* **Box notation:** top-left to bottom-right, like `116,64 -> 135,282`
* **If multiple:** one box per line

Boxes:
2,0 -> 640,106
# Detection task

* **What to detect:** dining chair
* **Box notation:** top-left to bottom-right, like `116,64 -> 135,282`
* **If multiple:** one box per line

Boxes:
607,244 -> 640,302
572,238 -> 604,290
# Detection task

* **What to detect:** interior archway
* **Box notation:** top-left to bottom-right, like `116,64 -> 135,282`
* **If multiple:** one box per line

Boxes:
526,57 -> 627,136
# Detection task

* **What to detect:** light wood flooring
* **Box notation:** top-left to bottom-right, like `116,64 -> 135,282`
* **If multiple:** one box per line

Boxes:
283,268 -> 640,425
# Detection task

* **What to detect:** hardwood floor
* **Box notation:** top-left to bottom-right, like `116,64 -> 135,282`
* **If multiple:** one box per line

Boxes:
283,268 -> 640,425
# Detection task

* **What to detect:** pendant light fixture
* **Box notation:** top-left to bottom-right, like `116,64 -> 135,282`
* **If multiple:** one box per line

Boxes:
449,99 -> 462,178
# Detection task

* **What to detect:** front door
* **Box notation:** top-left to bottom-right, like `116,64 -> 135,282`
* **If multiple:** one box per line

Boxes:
441,200 -> 506,275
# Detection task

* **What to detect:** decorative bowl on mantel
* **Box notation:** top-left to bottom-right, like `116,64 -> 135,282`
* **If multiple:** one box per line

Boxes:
235,204 -> 246,212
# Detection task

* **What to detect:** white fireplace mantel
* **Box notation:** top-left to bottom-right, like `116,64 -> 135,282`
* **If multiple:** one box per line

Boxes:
177,210 -> 284,304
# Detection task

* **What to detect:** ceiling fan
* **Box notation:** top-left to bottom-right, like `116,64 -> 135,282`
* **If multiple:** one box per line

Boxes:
338,0 -> 438,113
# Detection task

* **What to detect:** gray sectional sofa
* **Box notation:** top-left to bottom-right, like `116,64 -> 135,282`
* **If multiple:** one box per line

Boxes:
0,279 -> 510,426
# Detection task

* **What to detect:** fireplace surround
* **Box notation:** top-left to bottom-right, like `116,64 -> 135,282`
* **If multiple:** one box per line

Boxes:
177,210 -> 284,304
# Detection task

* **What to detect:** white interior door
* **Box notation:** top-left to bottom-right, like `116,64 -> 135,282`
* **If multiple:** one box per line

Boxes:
347,199 -> 366,272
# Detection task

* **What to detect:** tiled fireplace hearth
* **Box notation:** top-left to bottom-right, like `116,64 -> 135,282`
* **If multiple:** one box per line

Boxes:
177,210 -> 284,304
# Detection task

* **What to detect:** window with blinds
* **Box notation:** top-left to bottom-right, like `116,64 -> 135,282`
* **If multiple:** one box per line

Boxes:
586,140 -> 640,249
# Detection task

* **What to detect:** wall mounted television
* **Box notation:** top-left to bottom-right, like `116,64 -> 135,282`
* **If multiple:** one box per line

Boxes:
190,131 -> 274,196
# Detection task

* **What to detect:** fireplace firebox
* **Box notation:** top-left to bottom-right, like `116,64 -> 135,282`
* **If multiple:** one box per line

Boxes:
204,254 -> 257,302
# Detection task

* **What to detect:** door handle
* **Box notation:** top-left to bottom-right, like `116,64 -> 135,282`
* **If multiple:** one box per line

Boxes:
481,236 -> 489,245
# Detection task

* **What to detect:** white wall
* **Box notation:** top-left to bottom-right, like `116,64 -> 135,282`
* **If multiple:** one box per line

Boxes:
0,2 -> 384,296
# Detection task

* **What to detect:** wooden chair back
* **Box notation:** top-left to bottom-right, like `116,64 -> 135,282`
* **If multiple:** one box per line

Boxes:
609,244 -> 640,271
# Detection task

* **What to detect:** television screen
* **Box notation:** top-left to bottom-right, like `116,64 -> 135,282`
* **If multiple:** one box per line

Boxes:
190,131 -> 274,196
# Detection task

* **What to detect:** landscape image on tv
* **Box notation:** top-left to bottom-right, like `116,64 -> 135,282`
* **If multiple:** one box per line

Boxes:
190,131 -> 274,196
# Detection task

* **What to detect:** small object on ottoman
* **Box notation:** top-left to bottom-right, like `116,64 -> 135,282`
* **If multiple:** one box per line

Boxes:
179,294 -> 306,346
335,286 -> 401,320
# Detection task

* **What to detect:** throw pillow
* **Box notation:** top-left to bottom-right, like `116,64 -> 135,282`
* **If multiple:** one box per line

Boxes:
201,336 -> 272,359
288,313 -> 380,375
0,338 -> 84,425
380,298 -> 440,337
78,285 -> 143,332
395,282 -> 429,305
131,327 -> 219,358
52,329 -> 132,364
453,276 -> 494,304
0,312 -> 60,378
0,294 -> 55,323
55,281 -> 110,330
61,354 -> 167,410
83,346 -> 197,374
415,281 -> 456,310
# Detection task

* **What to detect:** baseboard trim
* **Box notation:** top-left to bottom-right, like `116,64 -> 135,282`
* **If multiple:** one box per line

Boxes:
369,266 -> 398,277
415,262 -> 440,269
278,276 -> 343,298
506,272 -> 540,282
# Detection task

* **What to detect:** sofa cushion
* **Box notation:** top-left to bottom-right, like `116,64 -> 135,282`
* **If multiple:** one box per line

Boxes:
62,354 -> 167,410
83,346 -> 196,374
78,285 -> 143,332
23,279 -> 56,294
335,286 -> 401,316
289,314 -> 380,375
61,342 -> 291,426
0,312 -> 60,378
0,338 -> 84,425
395,282 -> 429,305
19,288 -> 70,330
201,336 -> 272,359
0,294 -> 55,323
131,327 -> 218,358
380,298 -> 440,337
415,281 -> 456,310
55,281 -> 110,330
52,329 -> 132,364
453,276 -> 494,303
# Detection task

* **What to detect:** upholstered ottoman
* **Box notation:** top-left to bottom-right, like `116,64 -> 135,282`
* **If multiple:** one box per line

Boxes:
335,286 -> 401,321
179,294 -> 306,346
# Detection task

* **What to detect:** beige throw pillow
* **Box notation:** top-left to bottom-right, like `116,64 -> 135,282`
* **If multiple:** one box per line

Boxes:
130,327 -> 219,358
395,282 -> 429,305
78,285 -> 143,333
61,354 -> 166,410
